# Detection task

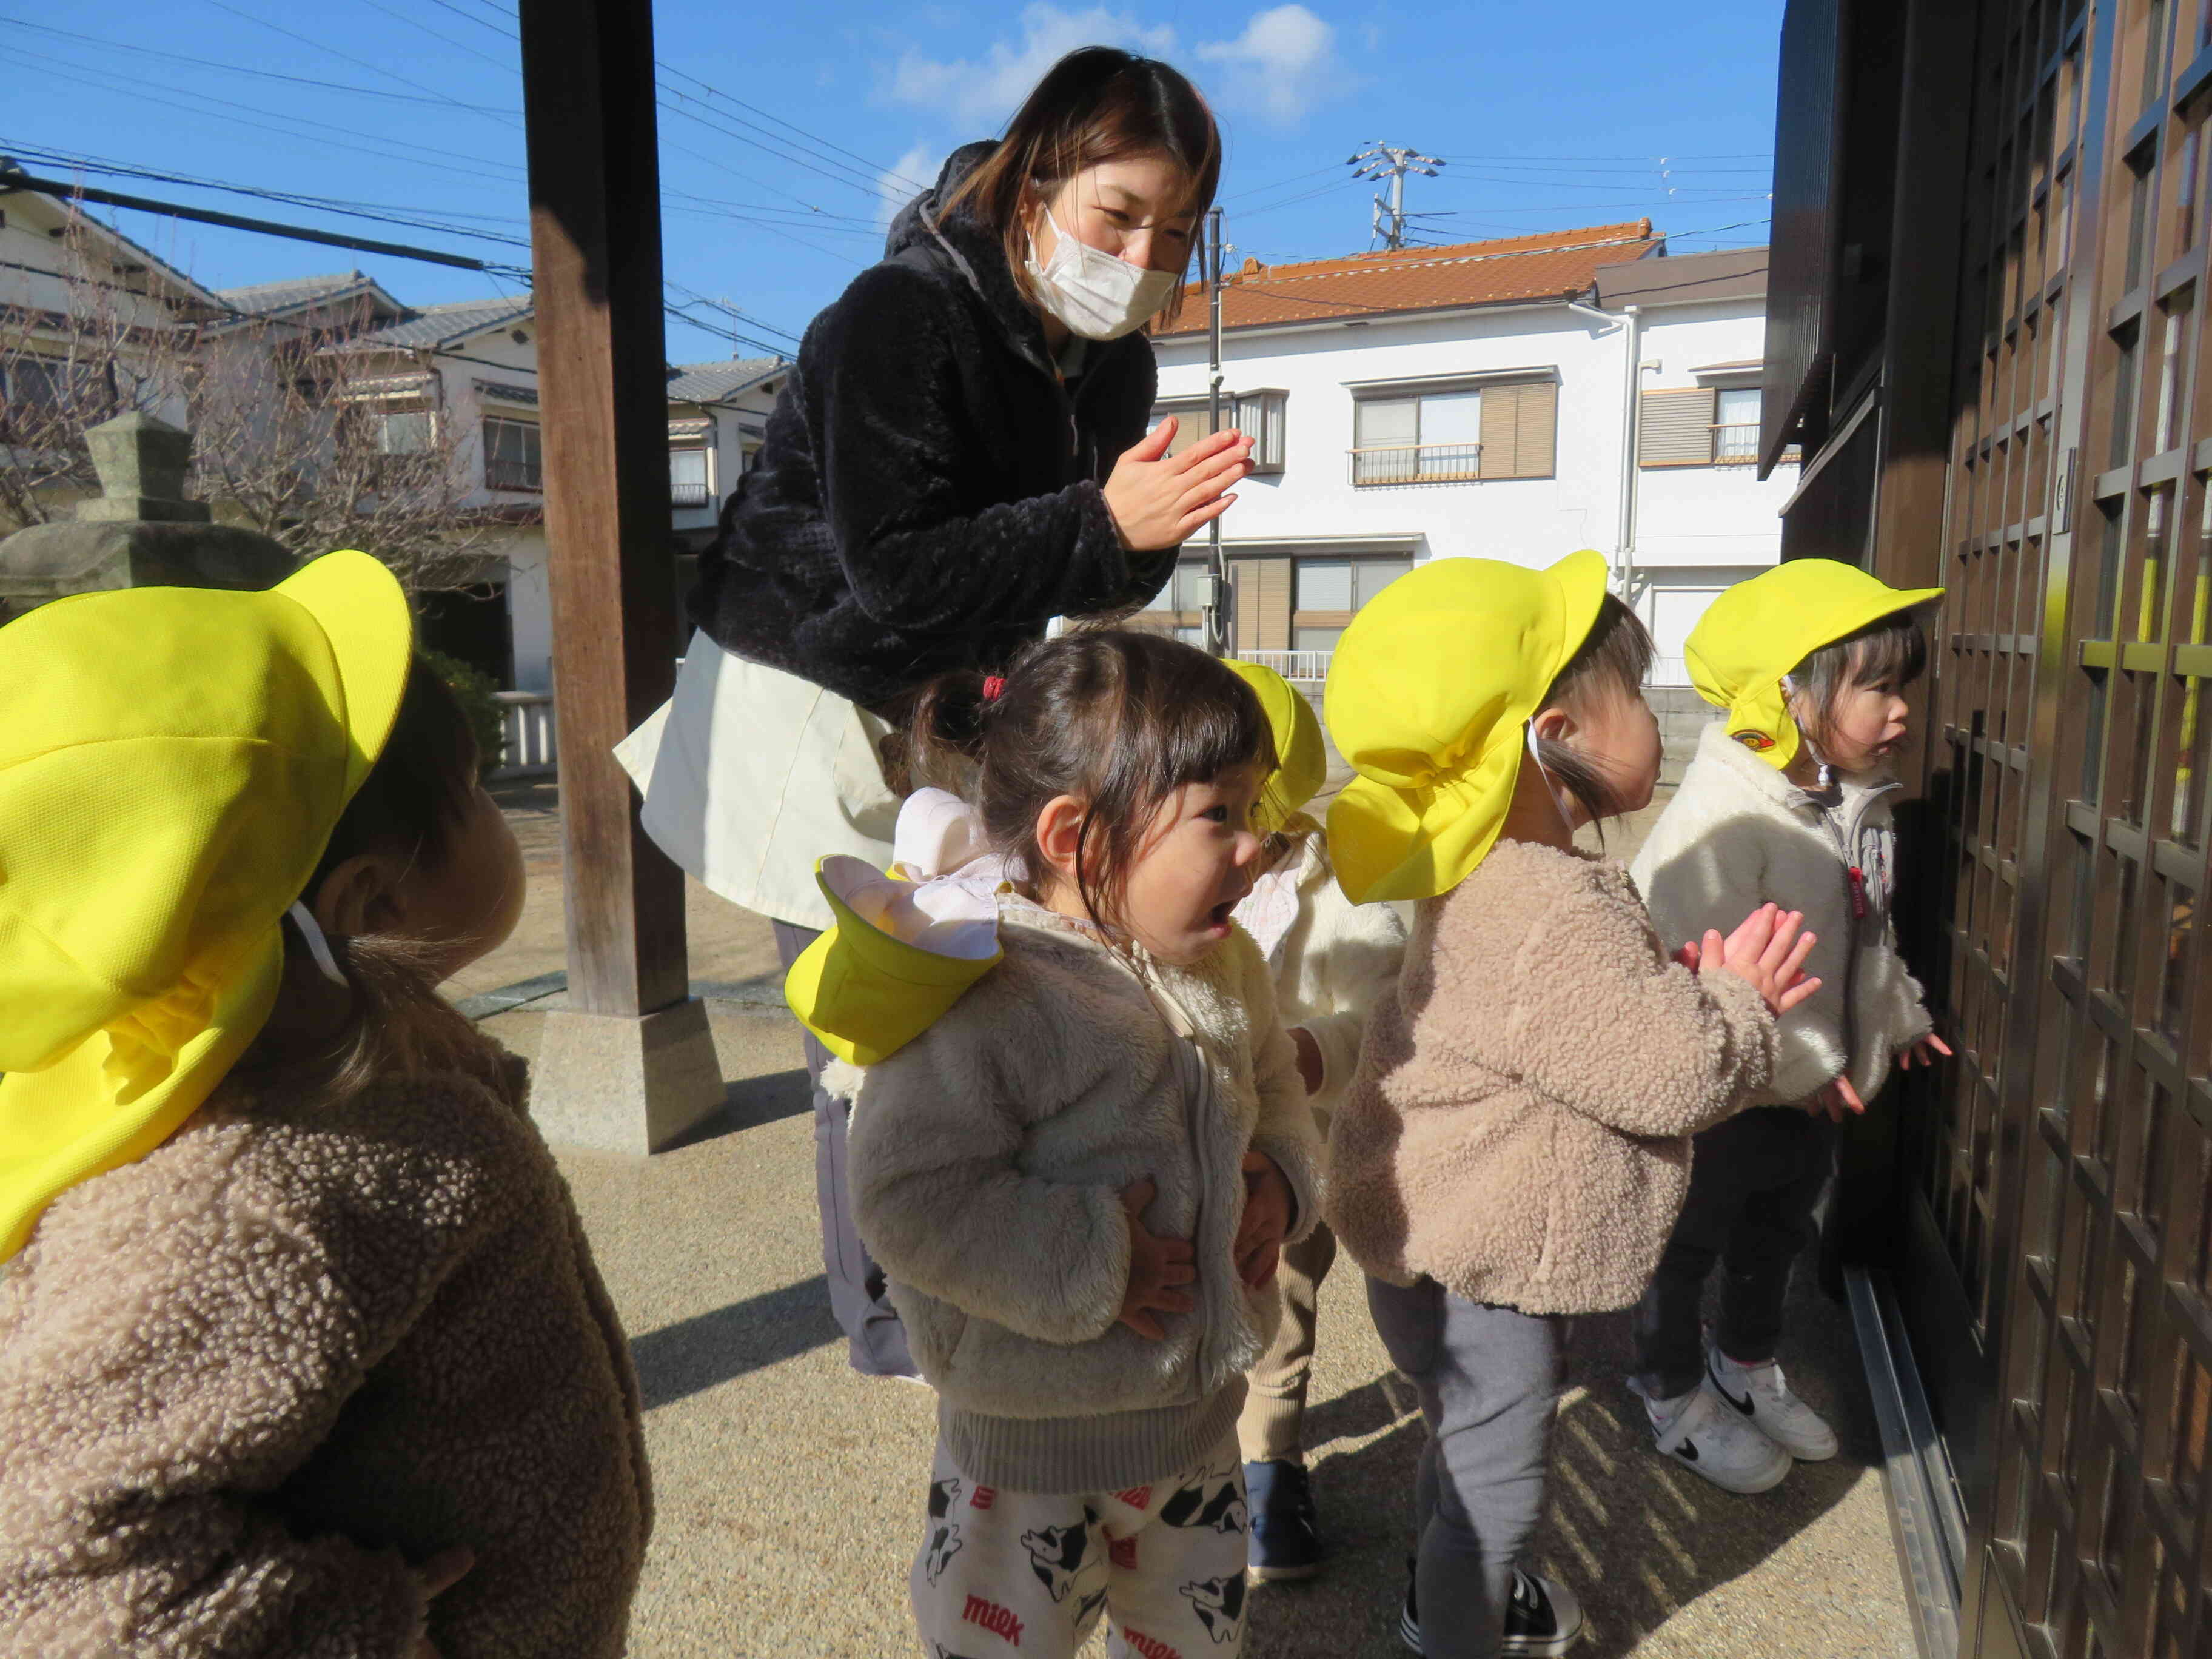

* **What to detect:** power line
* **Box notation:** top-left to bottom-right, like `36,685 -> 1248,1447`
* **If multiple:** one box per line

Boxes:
198,0 -> 518,130
0,15 -> 517,112
350,0 -> 518,75
1,163 -> 529,276
2,50 -> 532,186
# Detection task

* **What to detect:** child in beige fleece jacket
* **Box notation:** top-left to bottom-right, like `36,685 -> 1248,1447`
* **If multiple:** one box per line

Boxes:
0,563 -> 649,1659
837,631 -> 1324,1659
1321,552 -> 1821,1659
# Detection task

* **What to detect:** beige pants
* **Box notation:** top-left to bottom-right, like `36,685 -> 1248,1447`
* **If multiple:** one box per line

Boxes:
1237,1221 -> 1338,1464
1238,1081 -> 1338,1468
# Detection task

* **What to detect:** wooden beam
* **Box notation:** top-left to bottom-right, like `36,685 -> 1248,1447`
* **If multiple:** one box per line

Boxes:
517,0 -> 689,1017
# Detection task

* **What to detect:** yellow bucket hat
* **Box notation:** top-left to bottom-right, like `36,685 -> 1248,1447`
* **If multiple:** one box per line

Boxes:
1324,549 -> 1610,904
1685,560 -> 1942,771
1224,658 -> 1327,836
0,551 -> 413,1259
784,789 -> 1007,1067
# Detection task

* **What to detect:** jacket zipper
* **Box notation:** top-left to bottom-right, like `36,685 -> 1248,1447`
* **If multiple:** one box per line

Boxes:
1811,779 -> 1901,1086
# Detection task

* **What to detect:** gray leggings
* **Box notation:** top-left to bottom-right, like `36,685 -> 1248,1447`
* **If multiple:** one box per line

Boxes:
1368,1278 -> 1563,1659
772,920 -> 915,1379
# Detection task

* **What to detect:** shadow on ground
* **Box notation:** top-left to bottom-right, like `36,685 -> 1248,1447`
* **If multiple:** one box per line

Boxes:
1241,1275 -> 1879,1658
631,1275 -> 840,1410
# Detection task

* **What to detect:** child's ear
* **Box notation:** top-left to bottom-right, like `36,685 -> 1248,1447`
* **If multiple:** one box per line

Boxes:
1530,706 -> 1577,745
312,854 -> 406,939
1032,794 -> 1088,885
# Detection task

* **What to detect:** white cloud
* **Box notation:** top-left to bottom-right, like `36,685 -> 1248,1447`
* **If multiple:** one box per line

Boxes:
1195,5 -> 1340,127
877,143 -> 942,228
890,4 -> 1178,128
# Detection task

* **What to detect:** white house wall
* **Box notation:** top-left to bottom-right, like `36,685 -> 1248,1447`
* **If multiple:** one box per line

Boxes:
1153,286 -> 1797,667
1632,301 -> 1797,573
1152,304 -> 1629,568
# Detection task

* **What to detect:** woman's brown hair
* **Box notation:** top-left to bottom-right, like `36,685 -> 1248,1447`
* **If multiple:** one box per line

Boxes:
940,45 -> 1221,323
908,629 -> 1273,937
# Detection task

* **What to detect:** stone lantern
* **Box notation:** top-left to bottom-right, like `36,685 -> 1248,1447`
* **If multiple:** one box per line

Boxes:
0,412 -> 295,617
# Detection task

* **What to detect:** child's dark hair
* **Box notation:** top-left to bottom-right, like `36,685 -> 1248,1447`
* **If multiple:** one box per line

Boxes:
1534,593 -> 1656,831
238,656 -> 486,1098
908,631 -> 1274,936
940,46 -> 1221,323
1788,611 -> 1929,751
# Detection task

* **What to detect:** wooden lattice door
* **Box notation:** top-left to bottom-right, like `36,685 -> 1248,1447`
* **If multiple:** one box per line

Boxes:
1919,1 -> 2212,1654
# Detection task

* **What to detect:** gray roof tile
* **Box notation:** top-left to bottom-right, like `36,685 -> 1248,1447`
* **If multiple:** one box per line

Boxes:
330,297 -> 534,351
665,355 -> 786,403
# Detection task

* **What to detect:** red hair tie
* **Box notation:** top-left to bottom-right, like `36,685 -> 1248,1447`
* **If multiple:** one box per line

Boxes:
982,674 -> 1007,703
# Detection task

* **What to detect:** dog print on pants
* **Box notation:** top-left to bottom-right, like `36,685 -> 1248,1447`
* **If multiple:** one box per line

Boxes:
911,1438 -> 1250,1658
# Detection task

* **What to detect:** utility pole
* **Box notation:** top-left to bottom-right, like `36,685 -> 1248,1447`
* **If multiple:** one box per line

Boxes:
1200,205 -> 1230,658
1349,142 -> 1443,251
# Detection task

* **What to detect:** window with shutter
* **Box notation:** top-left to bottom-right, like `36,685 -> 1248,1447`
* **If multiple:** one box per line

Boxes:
1512,380 -> 1558,478
1639,387 -> 1719,467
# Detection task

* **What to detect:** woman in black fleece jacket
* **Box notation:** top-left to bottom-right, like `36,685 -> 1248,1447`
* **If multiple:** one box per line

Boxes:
628,47 -> 1249,1379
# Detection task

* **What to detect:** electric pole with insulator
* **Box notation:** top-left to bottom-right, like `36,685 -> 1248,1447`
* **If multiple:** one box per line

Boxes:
1349,141 -> 1443,251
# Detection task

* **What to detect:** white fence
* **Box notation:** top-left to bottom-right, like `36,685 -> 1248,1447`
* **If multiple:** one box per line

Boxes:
1235,649 -> 1333,683
492,691 -> 558,778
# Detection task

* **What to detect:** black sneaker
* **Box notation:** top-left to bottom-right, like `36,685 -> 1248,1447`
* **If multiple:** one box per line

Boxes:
1398,1557 -> 1585,1655
1242,1459 -> 1322,1580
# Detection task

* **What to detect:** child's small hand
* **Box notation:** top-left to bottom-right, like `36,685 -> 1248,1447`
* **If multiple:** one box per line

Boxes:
1290,1027 -> 1325,1096
1808,1074 -> 1865,1121
1705,903 -> 1822,1017
409,1546 -> 474,1658
1234,1151 -> 1293,1290
1117,1178 -> 1196,1341
1897,1033 -> 1952,1069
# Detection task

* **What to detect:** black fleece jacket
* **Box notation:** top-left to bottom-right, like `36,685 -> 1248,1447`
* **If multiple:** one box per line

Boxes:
688,144 -> 1171,709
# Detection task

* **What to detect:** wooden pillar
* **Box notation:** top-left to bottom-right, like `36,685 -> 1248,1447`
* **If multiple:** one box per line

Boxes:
516,0 -> 720,1151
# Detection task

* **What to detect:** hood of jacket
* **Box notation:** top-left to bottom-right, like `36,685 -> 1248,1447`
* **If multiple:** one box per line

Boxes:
884,140 -> 1150,389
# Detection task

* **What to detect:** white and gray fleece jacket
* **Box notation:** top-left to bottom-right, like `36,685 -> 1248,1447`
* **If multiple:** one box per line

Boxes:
839,896 -> 1324,1495
1631,720 -> 1935,1107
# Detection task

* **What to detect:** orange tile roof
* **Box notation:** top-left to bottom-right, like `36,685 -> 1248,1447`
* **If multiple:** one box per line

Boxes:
1153,220 -> 1661,337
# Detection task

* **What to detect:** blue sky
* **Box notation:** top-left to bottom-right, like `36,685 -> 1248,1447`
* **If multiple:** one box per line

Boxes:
2,1 -> 1784,363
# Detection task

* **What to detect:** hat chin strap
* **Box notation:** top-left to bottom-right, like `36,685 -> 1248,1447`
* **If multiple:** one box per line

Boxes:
1524,722 -> 1575,834
1779,675 -> 1837,789
285,903 -> 351,988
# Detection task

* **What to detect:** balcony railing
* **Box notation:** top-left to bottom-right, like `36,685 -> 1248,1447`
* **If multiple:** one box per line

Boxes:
485,458 -> 543,492
1350,441 -> 1482,485
1712,423 -> 1761,465
670,480 -> 713,508
1235,648 -> 1332,684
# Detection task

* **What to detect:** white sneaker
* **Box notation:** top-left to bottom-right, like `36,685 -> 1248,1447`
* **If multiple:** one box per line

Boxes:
1707,1347 -> 1838,1461
1639,1378 -> 1791,1493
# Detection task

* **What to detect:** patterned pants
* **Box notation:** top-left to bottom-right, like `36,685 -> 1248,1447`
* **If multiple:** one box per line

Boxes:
911,1435 -> 1250,1659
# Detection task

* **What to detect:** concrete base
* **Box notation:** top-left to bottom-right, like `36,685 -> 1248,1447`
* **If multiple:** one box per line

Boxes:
530,998 -> 724,1155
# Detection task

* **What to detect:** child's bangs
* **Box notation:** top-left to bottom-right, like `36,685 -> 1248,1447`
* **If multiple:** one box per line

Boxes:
1841,612 -> 1929,689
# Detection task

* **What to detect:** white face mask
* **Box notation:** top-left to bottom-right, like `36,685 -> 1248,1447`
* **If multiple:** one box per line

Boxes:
1023,204 -> 1179,341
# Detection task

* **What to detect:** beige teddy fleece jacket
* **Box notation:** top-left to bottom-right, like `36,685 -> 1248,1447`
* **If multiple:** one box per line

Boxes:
1327,840 -> 1779,1316
842,897 -> 1325,1493
0,1037 -> 651,1659
1631,720 -> 1934,1107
